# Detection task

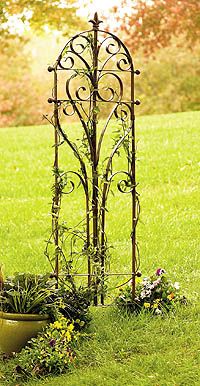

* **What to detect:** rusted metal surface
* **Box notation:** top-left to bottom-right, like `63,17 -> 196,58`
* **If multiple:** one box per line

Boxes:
48,12 -> 140,304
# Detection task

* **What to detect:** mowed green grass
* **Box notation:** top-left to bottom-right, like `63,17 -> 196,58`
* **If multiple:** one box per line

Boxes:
0,111 -> 200,385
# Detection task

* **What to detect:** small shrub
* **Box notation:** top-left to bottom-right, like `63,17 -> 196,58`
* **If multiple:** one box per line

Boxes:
115,268 -> 186,315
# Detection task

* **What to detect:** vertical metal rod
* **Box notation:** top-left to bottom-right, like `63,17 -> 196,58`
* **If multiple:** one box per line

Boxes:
92,14 -> 99,305
53,68 -> 59,288
131,70 -> 136,298
100,193 -> 106,305
86,196 -> 91,287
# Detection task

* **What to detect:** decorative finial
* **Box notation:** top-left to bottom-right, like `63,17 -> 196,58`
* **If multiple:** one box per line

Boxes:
89,12 -> 103,30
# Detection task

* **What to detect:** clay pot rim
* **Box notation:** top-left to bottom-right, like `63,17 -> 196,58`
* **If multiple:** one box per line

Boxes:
0,312 -> 49,321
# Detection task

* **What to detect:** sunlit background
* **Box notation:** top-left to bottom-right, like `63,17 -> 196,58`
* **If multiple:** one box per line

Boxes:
0,0 -> 199,127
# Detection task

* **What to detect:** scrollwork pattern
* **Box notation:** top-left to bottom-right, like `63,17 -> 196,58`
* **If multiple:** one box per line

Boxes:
103,36 -> 121,55
116,55 -> 132,72
114,102 -> 132,121
59,171 -> 87,195
66,73 -> 92,102
63,102 -> 76,116
97,72 -> 123,102
98,33 -> 133,73
107,171 -> 135,194
58,33 -> 93,71
56,29 -> 134,106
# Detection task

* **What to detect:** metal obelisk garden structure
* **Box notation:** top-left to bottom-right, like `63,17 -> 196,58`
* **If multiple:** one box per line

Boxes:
47,13 -> 140,305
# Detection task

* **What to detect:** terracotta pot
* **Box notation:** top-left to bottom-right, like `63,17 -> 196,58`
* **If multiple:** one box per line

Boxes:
0,312 -> 49,354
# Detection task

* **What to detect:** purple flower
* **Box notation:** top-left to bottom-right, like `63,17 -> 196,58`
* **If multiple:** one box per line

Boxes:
156,268 -> 166,276
49,339 -> 56,347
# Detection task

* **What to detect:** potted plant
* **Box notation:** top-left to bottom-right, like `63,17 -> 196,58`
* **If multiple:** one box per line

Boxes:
0,272 -> 56,354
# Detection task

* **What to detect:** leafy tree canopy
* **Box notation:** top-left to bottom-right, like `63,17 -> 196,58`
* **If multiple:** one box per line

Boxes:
111,0 -> 200,55
0,0 -> 86,42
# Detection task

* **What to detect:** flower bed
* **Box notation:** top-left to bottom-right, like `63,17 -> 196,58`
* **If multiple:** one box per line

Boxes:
14,316 -> 81,380
115,268 -> 186,315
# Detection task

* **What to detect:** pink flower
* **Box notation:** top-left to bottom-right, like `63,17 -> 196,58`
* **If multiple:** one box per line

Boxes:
150,278 -> 161,289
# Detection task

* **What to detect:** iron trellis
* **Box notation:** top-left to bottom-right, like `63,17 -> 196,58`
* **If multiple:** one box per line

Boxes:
47,12 -> 140,305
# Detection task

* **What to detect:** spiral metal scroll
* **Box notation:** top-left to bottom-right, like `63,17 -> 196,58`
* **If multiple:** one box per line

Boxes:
48,12 -> 140,305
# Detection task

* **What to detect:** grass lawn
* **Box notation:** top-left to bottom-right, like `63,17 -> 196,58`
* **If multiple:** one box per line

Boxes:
0,111 -> 199,385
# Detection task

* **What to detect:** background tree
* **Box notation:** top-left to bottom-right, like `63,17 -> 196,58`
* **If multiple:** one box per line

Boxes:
0,0 -> 87,127
111,0 -> 200,55
0,0 -> 86,40
104,0 -> 200,115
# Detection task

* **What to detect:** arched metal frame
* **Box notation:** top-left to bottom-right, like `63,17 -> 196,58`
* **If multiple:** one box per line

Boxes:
47,13 -> 140,305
